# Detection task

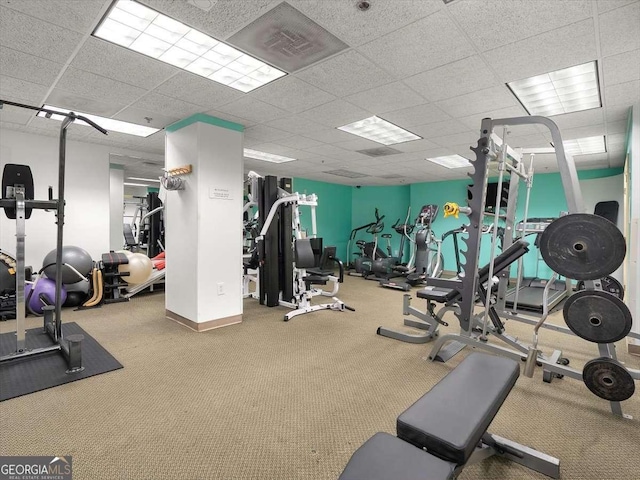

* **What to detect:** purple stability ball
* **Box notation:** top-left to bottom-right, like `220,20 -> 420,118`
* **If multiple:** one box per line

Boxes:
25,278 -> 67,314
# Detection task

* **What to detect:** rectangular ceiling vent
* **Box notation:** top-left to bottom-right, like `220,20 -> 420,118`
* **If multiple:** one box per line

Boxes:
228,2 -> 349,73
186,0 -> 217,12
442,0 -> 457,4
357,146 -> 402,157
324,169 -> 368,178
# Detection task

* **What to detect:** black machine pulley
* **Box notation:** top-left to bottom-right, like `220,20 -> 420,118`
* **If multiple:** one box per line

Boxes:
563,290 -> 632,344
538,214 -> 626,281
582,357 -> 635,402
576,275 -> 624,300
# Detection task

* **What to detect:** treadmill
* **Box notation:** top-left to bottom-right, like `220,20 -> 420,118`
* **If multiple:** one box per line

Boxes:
504,218 -> 568,312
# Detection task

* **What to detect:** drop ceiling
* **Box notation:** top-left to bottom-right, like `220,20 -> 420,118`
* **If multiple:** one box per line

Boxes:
1,0 -> 638,186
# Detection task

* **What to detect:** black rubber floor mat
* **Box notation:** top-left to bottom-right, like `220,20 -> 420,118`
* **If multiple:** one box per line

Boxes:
0,322 -> 123,401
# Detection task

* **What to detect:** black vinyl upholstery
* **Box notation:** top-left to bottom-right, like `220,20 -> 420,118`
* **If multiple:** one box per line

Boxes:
338,432 -> 456,480
397,353 -> 520,465
294,239 -> 317,269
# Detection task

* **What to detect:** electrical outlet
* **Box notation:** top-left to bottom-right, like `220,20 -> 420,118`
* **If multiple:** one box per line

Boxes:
217,282 -> 224,295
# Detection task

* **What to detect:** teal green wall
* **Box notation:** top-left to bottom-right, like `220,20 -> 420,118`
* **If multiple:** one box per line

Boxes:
351,185 -> 411,262
293,165 -> 625,277
293,178 -> 352,261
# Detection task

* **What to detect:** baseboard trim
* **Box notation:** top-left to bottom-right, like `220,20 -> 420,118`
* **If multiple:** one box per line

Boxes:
165,310 -> 242,332
627,337 -> 640,357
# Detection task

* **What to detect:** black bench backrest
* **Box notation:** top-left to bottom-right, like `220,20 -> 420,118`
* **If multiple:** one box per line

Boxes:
294,239 -> 317,269
478,239 -> 529,282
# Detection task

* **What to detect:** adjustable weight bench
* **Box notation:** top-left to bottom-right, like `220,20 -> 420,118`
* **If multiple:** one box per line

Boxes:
339,352 -> 560,480
377,239 -> 530,344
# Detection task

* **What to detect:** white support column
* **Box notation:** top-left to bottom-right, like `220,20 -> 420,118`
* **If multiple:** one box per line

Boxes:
109,165 -> 124,251
626,104 -> 640,352
164,115 -> 244,331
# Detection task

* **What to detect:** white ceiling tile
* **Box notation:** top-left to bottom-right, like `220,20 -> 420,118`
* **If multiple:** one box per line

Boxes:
436,86 -> 518,118
290,0 -> 442,47
138,0 -> 278,40
357,10 -> 476,77
265,115 -> 326,135
486,19 -> 597,82
302,144 -> 350,157
251,76 -> 334,113
248,143 -> 297,156
411,119 -> 471,139
392,139 -> 440,153
0,47 -> 63,86
216,97 -> 289,124
382,103 -> 451,128
71,37 -> 178,91
602,49 -> 640,87
244,124 -> 293,142
46,88 -> 124,117
302,128 -> 358,144
56,68 -> 147,109
448,0 -> 592,52
559,124 -> 607,141
155,72 -> 243,109
277,135 -> 324,150
345,81 -> 426,114
0,0 -> 106,33
26,115 -> 93,140
607,133 -> 627,146
404,56 -> 498,103
457,105 -> 529,130
0,75 -> 49,104
606,120 -> 629,134
205,108 -> 255,128
129,92 -> 203,119
0,6 -> 83,64
112,106 -> 179,130
506,134 -> 552,149
605,80 -> 640,107
300,99 -> 371,128
0,105 -> 34,125
332,138 -> 383,151
429,131 -> 479,149
550,108 -> 605,131
599,2 -> 640,57
597,0 -> 639,13
297,50 -> 396,97
604,104 -> 632,122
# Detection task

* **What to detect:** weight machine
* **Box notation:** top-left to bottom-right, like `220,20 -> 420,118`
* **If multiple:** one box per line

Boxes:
0,99 -> 107,372
386,115 -> 638,418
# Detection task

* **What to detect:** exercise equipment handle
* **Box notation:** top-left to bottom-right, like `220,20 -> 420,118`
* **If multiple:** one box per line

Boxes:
0,99 -> 108,135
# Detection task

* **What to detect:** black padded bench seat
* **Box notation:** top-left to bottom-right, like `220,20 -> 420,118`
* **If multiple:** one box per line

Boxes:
416,240 -> 529,303
338,432 -> 456,480
397,353 -> 519,465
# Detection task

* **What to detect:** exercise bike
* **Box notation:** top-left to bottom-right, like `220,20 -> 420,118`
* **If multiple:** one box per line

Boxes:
347,208 -> 387,277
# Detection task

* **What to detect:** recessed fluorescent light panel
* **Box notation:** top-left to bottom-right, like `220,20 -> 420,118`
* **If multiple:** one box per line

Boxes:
37,105 -> 159,137
426,155 -> 471,169
337,116 -> 421,146
243,149 -> 296,164
507,61 -> 601,116
563,136 -> 606,156
127,177 -> 161,183
94,0 -> 286,92
124,182 -> 152,187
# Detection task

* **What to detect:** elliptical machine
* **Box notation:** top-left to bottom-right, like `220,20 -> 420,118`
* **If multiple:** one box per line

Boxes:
347,208 -> 387,277
406,205 -> 443,286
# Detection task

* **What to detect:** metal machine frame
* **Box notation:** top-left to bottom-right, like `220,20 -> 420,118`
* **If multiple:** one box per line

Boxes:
0,100 -> 107,372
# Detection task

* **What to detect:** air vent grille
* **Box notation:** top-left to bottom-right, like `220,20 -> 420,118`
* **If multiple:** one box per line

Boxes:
324,169 -> 368,178
357,147 -> 402,157
228,2 -> 349,73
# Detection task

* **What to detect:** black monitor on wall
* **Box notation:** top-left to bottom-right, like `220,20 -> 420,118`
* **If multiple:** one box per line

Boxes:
468,182 -> 509,212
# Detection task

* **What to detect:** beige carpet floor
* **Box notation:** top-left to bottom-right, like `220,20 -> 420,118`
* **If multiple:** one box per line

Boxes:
1,276 -> 639,479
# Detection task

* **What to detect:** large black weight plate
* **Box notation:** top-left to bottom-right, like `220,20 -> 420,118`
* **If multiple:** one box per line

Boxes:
538,214 -> 626,280
576,275 -> 624,300
583,357 -> 635,402
563,290 -> 632,343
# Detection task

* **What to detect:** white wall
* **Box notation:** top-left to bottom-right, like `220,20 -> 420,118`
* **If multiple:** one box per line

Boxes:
1,128 -> 162,268
626,104 -> 640,336
579,174 -> 624,282
109,166 -> 124,251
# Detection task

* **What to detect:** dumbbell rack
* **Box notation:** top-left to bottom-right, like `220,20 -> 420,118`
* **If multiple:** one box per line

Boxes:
425,115 -> 639,418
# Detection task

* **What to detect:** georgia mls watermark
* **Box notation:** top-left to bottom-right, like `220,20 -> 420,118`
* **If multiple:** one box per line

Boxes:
0,456 -> 72,480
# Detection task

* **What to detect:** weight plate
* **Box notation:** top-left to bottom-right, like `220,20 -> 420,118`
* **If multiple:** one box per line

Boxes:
538,214 -> 626,280
576,275 -> 624,300
583,357 -> 635,402
563,290 -> 632,343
